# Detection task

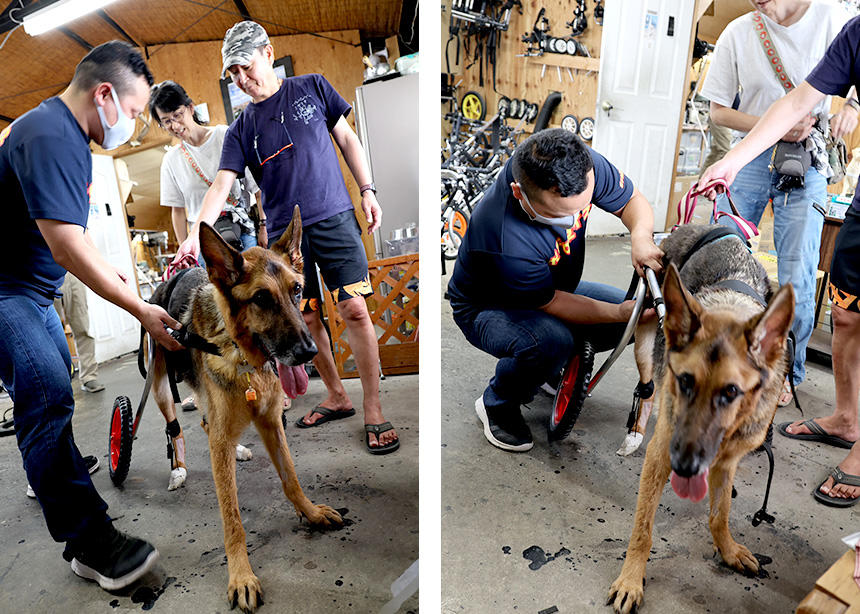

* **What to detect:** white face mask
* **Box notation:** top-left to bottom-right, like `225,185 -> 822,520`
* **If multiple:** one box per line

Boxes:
518,186 -> 575,228
94,85 -> 136,150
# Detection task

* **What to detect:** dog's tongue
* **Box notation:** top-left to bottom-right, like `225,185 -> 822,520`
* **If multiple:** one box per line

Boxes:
277,362 -> 309,399
670,468 -> 709,503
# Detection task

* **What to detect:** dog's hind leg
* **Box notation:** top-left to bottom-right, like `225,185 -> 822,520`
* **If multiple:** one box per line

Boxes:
608,391 -> 674,614
150,349 -> 187,491
708,451 -> 759,574
253,410 -> 343,528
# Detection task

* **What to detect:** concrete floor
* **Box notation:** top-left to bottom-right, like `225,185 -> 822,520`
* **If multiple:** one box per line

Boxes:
0,361 -> 418,613
442,236 -> 856,614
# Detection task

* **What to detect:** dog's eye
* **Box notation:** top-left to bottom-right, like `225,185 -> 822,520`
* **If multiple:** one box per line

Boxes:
718,384 -> 741,406
676,373 -> 695,397
293,282 -> 303,297
252,290 -> 274,308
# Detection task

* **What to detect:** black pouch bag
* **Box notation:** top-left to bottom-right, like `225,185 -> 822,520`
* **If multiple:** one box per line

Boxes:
213,212 -> 244,251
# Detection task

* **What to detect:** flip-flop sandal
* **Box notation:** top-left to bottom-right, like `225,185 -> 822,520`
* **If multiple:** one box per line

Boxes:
813,467 -> 860,507
777,419 -> 855,449
294,406 -> 355,428
365,421 -> 400,455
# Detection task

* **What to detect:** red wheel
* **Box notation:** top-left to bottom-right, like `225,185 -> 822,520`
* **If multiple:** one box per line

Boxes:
548,342 -> 594,441
108,396 -> 133,486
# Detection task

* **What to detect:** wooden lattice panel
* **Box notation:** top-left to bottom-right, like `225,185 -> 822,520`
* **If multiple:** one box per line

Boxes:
321,253 -> 419,378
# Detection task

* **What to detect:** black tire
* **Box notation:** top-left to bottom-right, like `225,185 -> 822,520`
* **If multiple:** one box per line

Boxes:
547,342 -> 594,442
579,116 -> 595,141
534,91 -> 563,133
109,396 -> 134,486
461,91 -> 486,121
497,96 -> 511,118
561,114 -> 579,133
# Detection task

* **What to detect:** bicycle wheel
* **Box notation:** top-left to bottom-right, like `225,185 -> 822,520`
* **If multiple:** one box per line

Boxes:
109,395 -> 134,486
441,204 -> 469,260
547,342 -> 594,441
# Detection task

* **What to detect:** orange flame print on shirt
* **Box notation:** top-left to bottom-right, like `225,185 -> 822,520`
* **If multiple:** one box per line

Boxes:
549,204 -> 592,265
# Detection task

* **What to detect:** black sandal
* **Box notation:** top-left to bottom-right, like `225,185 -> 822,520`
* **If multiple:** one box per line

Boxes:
365,422 -> 400,455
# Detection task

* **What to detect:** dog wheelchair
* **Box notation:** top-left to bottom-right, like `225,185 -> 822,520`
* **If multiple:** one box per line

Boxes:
546,245 -> 781,529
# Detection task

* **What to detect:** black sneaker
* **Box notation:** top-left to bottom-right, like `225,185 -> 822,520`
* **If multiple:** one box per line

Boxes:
66,525 -> 159,591
474,396 -> 533,452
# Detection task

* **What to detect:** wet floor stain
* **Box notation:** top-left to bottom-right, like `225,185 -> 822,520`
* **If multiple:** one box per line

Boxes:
502,546 -> 511,555
522,545 -> 571,571
130,576 -> 175,610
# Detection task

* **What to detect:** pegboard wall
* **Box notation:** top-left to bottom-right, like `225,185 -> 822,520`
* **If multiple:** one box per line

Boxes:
442,0 -> 604,135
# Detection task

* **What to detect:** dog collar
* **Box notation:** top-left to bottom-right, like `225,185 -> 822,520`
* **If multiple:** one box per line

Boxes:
230,341 -> 258,402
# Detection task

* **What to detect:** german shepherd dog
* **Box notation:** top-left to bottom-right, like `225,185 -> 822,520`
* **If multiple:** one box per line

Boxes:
149,207 -> 343,613
607,224 -> 794,614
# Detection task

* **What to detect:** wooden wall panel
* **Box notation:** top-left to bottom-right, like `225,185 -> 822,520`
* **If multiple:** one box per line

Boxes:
443,0 -> 603,134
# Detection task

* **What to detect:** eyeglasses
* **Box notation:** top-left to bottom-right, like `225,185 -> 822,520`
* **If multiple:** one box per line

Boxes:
253,111 -> 293,166
159,108 -> 186,129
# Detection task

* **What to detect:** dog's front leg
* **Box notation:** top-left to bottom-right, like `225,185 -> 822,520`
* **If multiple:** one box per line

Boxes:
608,397 -> 674,614
708,452 -> 759,574
209,436 -> 263,613
254,411 -> 343,528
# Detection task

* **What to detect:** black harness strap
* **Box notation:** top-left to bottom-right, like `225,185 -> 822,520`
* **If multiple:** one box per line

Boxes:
676,225 -> 749,271
710,279 -> 767,308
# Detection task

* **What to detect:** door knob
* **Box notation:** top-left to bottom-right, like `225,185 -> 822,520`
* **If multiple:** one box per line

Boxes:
601,101 -> 614,112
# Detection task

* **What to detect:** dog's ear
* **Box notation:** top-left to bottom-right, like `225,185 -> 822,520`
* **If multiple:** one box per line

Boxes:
270,205 -> 303,274
200,222 -> 244,287
746,283 -> 795,366
662,263 -> 702,350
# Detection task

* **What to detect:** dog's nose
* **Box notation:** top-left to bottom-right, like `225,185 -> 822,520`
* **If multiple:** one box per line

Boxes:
670,440 -> 704,478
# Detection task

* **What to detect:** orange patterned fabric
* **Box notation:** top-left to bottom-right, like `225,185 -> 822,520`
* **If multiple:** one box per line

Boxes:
830,282 -> 859,313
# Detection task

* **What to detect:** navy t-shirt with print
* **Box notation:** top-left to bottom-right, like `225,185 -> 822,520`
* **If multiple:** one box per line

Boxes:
447,149 -> 633,316
806,15 -> 860,212
220,74 -> 354,240
0,97 -> 91,305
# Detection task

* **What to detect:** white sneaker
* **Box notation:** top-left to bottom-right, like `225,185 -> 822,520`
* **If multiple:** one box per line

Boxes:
26,484 -> 35,498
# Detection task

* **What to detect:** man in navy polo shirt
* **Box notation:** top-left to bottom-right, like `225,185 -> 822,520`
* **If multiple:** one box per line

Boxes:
173,21 -> 398,454
448,129 -> 663,452
0,41 -> 182,590
698,15 -> 860,507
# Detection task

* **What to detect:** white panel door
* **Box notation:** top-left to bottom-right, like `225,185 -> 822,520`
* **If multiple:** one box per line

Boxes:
588,0 -> 694,235
86,154 -> 138,363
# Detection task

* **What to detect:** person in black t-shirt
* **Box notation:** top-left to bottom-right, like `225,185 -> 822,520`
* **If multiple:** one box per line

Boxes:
0,41 -> 182,591
448,129 -> 663,452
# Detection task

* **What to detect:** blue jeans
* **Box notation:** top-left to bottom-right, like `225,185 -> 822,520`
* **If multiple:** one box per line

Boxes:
0,294 -> 111,545
714,147 -> 826,384
452,281 -> 627,415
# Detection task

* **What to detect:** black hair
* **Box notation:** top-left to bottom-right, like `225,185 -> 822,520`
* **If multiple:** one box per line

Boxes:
148,80 -> 205,126
511,128 -> 593,197
71,40 -> 154,95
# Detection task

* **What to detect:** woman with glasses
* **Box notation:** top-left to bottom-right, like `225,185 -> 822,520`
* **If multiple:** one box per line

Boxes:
150,80 -> 263,257
147,79 -> 264,491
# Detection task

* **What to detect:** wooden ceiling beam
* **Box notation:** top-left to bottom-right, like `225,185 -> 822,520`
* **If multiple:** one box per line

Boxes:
232,0 -> 251,21
97,9 -> 140,47
58,26 -> 93,51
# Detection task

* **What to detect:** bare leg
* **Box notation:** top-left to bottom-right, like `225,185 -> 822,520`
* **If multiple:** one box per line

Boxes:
782,306 -> 860,444
817,305 -> 860,500
336,296 -> 398,447
297,309 -> 353,426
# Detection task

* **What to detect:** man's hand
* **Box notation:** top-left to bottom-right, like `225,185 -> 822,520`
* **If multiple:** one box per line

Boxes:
697,157 -> 744,200
631,235 -> 663,277
173,232 -> 200,267
360,191 -> 382,234
831,105 -> 859,140
781,114 -> 815,143
138,302 -> 183,351
257,225 -> 268,249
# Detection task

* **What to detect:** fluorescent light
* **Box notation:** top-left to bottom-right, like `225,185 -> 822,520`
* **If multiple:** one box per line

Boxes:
23,0 -> 118,37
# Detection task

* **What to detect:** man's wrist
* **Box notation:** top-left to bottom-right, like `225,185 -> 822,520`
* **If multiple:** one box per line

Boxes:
359,182 -> 376,195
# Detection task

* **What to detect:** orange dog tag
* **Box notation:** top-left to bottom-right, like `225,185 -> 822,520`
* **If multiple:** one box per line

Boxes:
245,387 -> 257,402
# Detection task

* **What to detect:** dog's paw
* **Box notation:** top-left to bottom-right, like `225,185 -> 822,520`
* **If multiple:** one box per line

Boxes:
719,541 -> 759,575
167,467 -> 187,491
607,575 -> 643,614
227,571 -> 264,613
235,444 -> 253,461
616,432 -> 644,456
301,504 -> 344,528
